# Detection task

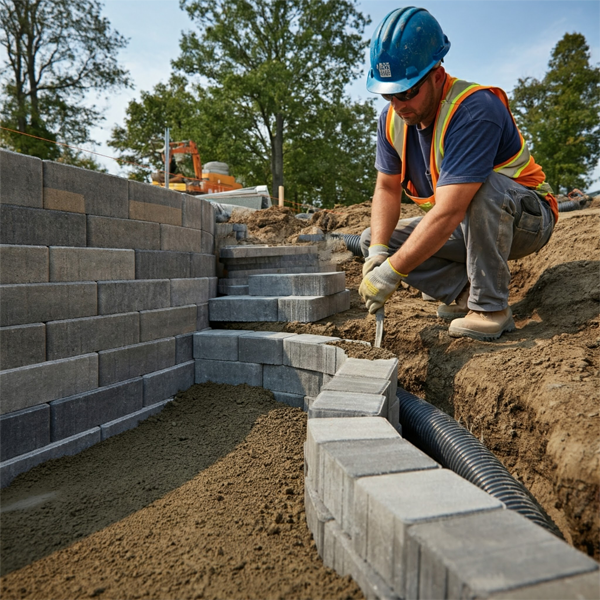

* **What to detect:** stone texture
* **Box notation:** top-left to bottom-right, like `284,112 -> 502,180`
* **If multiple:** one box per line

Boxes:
98,279 -> 170,314
336,358 -> 398,400
143,361 -> 194,406
309,390 -> 388,419
190,253 -> 216,278
248,272 -> 345,297
160,224 -> 203,252
322,375 -> 392,408
278,291 -> 350,322
0,404 -> 50,461
0,149 -> 43,208
49,247 -> 135,282
128,180 -> 182,225
197,303 -> 209,331
100,400 -> 171,441
238,331 -> 297,365
170,278 -> 212,307
305,482 -> 334,556
175,333 -> 194,364
200,232 -> 214,254
0,245 -> 48,283
263,364 -> 326,398
135,250 -> 190,279
195,359 -> 262,387
209,296 -> 279,322
201,201 -> 215,236
87,215 -> 160,250
487,571 -> 600,600
282,334 -> 344,375
181,196 -> 203,229
139,305 -> 197,342
193,329 -> 248,361
220,245 -> 317,259
0,323 -> 46,370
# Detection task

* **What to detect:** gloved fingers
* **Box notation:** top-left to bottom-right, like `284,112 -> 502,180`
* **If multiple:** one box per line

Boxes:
366,298 -> 383,314
362,254 -> 387,277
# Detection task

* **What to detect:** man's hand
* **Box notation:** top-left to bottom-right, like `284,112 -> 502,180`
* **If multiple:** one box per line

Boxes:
359,259 -> 406,313
362,244 -> 389,277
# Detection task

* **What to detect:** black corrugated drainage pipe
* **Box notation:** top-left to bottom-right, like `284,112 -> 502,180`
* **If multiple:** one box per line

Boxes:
330,233 -> 363,257
397,388 -> 564,539
557,199 -> 584,212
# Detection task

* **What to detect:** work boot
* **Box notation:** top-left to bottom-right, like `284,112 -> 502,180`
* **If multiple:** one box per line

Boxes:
437,284 -> 470,320
448,308 -> 515,341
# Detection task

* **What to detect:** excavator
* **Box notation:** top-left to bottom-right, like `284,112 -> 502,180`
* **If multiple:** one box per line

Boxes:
151,140 -> 242,195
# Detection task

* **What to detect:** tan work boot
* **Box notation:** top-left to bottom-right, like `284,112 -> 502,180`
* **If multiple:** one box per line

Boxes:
437,284 -> 470,320
448,307 -> 515,341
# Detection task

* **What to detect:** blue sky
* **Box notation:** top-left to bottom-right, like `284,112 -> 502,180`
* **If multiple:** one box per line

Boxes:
92,0 -> 600,186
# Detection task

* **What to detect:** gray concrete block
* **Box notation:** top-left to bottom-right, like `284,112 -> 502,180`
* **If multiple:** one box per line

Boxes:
46,312 -> 140,360
170,278 -> 211,306
239,331 -> 297,365
486,571 -> 600,600
209,296 -> 279,322
0,245 -> 48,283
335,289 -> 351,313
0,282 -> 97,326
87,215 -> 160,250
201,200 -> 215,236
0,428 -> 100,488
193,329 -> 248,361
0,204 -> 86,247
220,245 -> 317,259
182,195 -> 203,229
135,250 -> 190,279
98,337 -> 175,386
128,180 -> 182,225
0,323 -> 46,370
0,149 -> 43,208
50,377 -> 143,441
143,361 -> 194,406
98,279 -> 170,314
0,353 -> 98,415
406,509 -> 599,600
223,254 -> 320,269
223,265 -> 322,278
197,303 -> 209,331
218,281 -> 249,296
49,247 -> 135,282
309,390 -> 387,419
44,160 -> 128,217
272,391 -> 304,408
0,404 -> 50,461
305,482 -> 334,556
160,224 -> 203,252
249,272 -> 345,297
175,333 -> 194,364
195,359 -> 262,387
353,469 -> 504,594
201,232 -> 214,254
100,399 -> 171,440
278,292 -> 348,322
190,253 -> 216,278
263,364 -> 325,397
282,334 -> 343,375
322,375 -> 392,407
388,399 -> 400,432
139,305 -> 197,342
336,358 -> 398,400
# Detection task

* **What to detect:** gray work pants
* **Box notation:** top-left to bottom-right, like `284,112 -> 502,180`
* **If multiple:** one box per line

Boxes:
360,172 -> 555,311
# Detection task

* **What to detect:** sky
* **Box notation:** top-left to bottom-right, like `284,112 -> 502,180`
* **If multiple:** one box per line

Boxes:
87,0 -> 600,188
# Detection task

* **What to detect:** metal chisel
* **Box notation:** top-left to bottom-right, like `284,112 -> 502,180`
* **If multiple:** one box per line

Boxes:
374,306 -> 384,348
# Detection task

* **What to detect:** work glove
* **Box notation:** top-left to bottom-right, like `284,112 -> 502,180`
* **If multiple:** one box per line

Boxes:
362,244 -> 389,277
359,259 -> 406,314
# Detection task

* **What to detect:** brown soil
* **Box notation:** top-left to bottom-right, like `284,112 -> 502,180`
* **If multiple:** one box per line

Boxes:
1,383 -> 362,599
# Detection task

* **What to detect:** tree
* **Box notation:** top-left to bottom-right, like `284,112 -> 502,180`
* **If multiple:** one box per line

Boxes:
511,33 -> 600,194
0,0 -> 131,164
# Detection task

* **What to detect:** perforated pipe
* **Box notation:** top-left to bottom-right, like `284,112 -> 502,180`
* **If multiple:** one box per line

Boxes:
331,233 -> 363,256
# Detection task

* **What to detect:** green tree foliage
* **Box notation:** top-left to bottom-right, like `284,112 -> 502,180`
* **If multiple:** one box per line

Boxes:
511,33 -> 600,194
0,0 -> 130,166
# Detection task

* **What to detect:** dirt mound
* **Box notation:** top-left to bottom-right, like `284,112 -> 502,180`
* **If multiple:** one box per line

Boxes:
231,206 -> 305,244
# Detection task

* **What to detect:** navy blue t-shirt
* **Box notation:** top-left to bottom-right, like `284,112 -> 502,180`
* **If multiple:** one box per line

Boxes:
375,89 -> 522,197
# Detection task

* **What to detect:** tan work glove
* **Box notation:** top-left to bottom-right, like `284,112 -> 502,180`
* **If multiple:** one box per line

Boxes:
362,244 -> 389,277
359,259 -> 407,314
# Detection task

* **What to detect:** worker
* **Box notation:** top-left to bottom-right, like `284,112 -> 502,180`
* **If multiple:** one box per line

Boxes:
359,7 -> 558,341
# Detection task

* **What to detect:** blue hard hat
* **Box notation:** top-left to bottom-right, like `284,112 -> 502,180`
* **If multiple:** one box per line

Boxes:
367,7 -> 451,95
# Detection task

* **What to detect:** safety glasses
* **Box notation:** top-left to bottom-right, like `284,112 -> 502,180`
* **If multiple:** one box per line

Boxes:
382,70 -> 431,102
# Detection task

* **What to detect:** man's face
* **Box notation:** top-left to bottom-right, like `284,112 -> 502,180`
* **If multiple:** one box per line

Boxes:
390,70 -> 441,128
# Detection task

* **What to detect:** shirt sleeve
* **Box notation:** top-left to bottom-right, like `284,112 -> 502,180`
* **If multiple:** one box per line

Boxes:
375,105 -> 402,175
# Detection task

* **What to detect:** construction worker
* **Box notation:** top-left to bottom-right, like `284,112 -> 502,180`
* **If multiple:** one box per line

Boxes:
359,7 -> 558,341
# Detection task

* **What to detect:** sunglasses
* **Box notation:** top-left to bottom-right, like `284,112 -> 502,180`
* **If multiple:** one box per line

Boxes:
382,71 -> 431,102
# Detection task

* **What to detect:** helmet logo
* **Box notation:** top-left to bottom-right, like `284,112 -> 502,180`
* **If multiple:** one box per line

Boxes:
377,62 -> 392,78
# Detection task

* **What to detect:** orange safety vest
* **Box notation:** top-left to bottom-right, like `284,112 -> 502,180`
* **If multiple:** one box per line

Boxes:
386,75 -> 559,222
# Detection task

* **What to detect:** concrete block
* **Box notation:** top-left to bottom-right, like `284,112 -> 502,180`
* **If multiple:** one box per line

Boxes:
0,204 -> 86,247
100,399 -> 171,440
278,292 -> 348,322
0,323 -> 46,370
197,303 -> 209,331
195,359 -> 262,387
193,329 -> 248,361
128,180 -> 182,225
305,482 -> 334,556
220,245 -> 317,259
322,375 -> 392,407
0,428 -> 101,488
336,358 -> 398,400
98,279 -> 170,314
0,404 -> 50,461
98,337 -> 175,386
175,333 -> 194,364
406,509 -> 599,600
223,265 -> 322,278
139,305 -> 197,342
486,571 -> 600,600
50,377 -> 143,441
0,245 -> 48,283
43,160 -> 128,217
46,312 -> 140,360
190,253 -> 216,278
135,250 -> 190,279
353,470 -> 503,594
182,195 -> 203,229
282,334 -> 343,375
0,282 -> 97,327
272,391 -> 304,408
87,215 -> 160,250
143,361 -> 194,406
335,289 -> 351,313
208,277 -> 217,298
0,353 -> 98,415
160,224 -> 203,252
201,232 -> 214,254
309,390 -> 387,419
239,331 -> 297,365
170,278 -> 211,306
0,149 -> 43,208
388,399 -> 400,432
209,296 -> 279,322
263,364 -> 325,397
248,272 -> 345,297
49,247 -> 135,282
201,200 -> 215,236
218,282 -> 249,296
223,254 -> 319,270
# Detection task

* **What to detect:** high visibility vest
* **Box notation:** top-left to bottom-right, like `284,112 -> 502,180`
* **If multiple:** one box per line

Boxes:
386,75 -> 559,222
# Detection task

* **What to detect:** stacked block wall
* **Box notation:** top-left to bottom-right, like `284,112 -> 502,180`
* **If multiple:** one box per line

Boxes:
0,150 -> 217,486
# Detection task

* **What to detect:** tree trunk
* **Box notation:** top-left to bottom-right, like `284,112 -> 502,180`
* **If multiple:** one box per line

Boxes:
272,113 -> 284,194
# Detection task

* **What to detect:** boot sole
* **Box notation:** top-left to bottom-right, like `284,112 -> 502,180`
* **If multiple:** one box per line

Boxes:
437,309 -> 469,321
448,318 -> 516,341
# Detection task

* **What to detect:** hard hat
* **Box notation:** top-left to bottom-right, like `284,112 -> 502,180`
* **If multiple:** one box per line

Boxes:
366,7 -> 450,95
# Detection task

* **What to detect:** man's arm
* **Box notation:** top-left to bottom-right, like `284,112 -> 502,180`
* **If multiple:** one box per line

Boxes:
370,171 -> 403,246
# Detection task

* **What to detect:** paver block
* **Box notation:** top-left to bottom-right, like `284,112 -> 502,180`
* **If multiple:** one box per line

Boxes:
388,399 -> 400,432
182,196 -> 203,229
283,334 -> 343,374
278,291 -> 349,322
190,253 -> 216,278
272,391 -> 304,408
46,312 -> 140,360
160,224 -> 203,252
0,404 -> 50,461
98,279 -> 170,314
239,331 -> 297,365
322,375 -> 392,406
98,337 -> 175,386
0,353 -> 98,415
486,571 -> 600,600
128,180 -> 182,225
87,215 -> 160,250
353,469 -> 504,594
249,272 -> 345,297
0,245 -> 48,283
195,359 -> 262,387
143,361 -> 194,406
305,482 -> 334,555
100,399 -> 171,440
201,200 -> 215,236
44,160 -> 128,217
0,428 -> 100,489
194,329 -> 249,361
175,333 -> 194,364
336,358 -> 398,399
225,265 -> 321,278
263,364 -> 325,397
139,305 -> 197,342
135,250 -> 190,279
50,377 -> 143,441
335,289 -> 351,313
223,254 -> 320,269
220,245 -> 318,259
309,390 -> 387,419
218,283 -> 249,296
0,149 -> 43,207
197,303 -> 209,331
0,323 -> 46,370
0,204 -> 86,247
49,247 -> 135,282
201,232 -> 214,254
170,277 -> 213,306
209,296 -> 279,322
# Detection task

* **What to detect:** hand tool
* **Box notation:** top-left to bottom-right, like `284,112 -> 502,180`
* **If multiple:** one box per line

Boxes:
374,306 -> 384,348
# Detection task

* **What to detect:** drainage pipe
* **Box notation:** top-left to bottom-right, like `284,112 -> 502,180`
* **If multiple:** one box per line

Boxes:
557,200 -> 584,212
330,233 -> 363,257
397,388 -> 564,539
